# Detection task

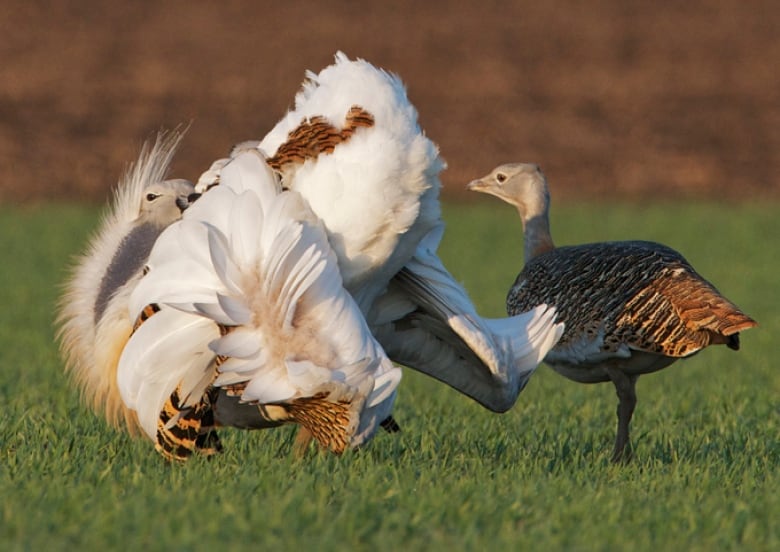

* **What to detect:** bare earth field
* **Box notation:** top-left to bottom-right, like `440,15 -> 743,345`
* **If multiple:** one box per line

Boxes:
1,1 -> 778,203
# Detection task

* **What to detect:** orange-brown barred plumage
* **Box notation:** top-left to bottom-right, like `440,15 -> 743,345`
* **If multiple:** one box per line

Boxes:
266,105 -> 375,171
283,393 -> 354,454
507,240 -> 756,358
156,385 -> 222,462
212,385 -> 354,454
132,303 -> 160,332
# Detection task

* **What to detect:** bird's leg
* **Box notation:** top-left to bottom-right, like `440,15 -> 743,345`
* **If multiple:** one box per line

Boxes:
605,367 -> 638,463
292,426 -> 314,458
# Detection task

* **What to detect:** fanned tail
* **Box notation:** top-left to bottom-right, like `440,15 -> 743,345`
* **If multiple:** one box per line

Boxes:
123,149 -> 400,458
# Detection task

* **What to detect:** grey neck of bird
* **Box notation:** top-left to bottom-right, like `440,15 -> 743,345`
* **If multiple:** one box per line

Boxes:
519,203 -> 555,264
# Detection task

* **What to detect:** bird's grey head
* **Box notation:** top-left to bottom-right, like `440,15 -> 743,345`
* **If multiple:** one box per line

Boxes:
138,179 -> 200,227
467,163 -> 549,220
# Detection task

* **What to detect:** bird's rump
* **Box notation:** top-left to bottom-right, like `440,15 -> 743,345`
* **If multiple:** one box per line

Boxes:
196,52 -> 445,312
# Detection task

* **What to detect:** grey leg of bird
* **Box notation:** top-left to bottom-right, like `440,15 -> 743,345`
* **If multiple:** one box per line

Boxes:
605,367 -> 638,463
292,426 -> 314,458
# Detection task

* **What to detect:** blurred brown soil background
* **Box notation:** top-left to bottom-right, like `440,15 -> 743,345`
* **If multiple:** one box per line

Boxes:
1,1 -> 778,204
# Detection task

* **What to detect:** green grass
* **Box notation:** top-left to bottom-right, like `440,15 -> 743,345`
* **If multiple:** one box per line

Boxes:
1,199 -> 778,551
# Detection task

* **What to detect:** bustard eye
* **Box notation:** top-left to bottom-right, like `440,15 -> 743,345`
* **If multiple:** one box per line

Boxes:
496,173 -> 507,183
145,192 -> 160,202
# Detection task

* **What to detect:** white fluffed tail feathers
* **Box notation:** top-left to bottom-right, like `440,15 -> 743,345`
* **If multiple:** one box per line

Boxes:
200,51 -> 445,314
119,149 -> 401,446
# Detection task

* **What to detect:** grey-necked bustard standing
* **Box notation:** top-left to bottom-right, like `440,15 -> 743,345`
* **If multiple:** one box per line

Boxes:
468,163 -> 757,462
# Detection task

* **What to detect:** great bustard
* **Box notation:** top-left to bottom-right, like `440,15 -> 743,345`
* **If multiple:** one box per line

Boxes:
469,163 -> 757,462
58,54 -> 564,461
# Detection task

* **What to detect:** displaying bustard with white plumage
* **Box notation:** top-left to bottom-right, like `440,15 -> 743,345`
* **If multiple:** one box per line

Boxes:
199,53 -> 564,414
57,54 -> 564,462
469,163 -> 757,462
56,130 -> 198,431
119,149 -> 401,460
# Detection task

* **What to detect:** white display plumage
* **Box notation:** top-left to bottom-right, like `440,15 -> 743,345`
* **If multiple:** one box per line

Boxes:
56,130 -> 197,430
118,149 -> 401,457
199,52 -> 443,312
60,53 -> 563,463
198,52 -> 564,412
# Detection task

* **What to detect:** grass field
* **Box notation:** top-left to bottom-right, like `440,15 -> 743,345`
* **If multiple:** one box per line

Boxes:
1,199 -> 777,550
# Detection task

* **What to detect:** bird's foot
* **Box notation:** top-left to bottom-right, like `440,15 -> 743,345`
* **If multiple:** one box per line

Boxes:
610,442 -> 634,464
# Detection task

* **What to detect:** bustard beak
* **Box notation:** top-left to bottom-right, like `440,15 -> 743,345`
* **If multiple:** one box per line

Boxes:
467,178 -> 489,193
175,192 -> 202,212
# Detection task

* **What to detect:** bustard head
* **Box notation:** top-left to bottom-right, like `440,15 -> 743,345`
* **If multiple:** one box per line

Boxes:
138,179 -> 200,227
467,163 -> 549,222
